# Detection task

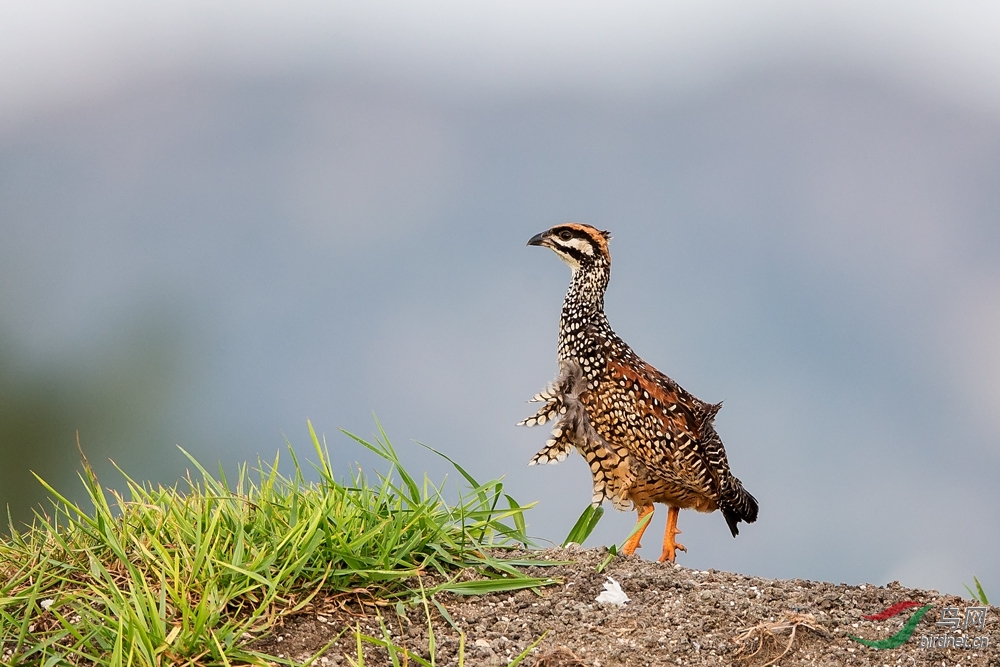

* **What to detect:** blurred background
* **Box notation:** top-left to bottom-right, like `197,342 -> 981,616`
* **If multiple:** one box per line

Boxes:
1,2 -> 998,596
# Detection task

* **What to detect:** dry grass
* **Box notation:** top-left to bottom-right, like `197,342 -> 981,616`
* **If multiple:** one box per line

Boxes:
732,611 -> 829,667
533,645 -> 589,667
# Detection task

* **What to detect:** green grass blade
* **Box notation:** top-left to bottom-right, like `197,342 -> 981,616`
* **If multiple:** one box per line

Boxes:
562,505 -> 604,547
417,442 -> 482,491
434,577 -> 560,596
964,576 -> 989,605
596,545 -> 617,574
617,511 -> 652,551
508,630 -> 550,666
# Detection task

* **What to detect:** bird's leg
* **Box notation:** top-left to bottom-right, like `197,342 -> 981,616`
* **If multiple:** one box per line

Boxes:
620,505 -> 654,556
658,506 -> 687,563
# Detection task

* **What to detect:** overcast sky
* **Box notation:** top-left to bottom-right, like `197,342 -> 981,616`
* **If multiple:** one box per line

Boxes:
1,3 -> 998,598
5,2 -> 1000,119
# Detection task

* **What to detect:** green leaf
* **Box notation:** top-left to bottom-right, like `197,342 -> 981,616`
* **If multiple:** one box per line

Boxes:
493,558 -> 572,567
618,511 -> 652,550
432,597 -> 460,632
434,577 -> 560,596
563,505 -> 604,547
417,442 -> 481,490
508,630 -> 550,666
964,576 -> 990,605
596,545 -> 617,574
505,494 -> 528,542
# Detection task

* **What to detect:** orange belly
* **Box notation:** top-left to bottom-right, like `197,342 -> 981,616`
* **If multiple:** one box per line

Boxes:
627,476 -> 717,513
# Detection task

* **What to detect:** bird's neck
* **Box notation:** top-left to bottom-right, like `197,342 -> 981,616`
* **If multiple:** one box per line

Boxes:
558,262 -> 610,359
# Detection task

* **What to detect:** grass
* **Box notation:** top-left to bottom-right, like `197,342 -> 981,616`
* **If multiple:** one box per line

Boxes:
0,421 -> 558,665
964,576 -> 990,605
561,505 -> 603,548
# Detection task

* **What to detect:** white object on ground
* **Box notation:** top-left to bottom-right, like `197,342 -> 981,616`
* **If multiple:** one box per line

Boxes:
595,576 -> 630,606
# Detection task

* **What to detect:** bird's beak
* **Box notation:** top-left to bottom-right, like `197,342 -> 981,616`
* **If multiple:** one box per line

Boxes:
527,231 -> 548,247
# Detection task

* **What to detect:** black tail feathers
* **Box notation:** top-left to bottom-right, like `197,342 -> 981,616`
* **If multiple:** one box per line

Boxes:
721,480 -> 758,538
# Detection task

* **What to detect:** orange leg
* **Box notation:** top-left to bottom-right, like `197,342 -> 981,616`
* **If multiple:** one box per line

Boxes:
620,505 -> 654,556
659,506 -> 687,562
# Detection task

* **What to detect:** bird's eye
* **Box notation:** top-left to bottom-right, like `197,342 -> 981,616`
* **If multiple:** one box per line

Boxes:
558,230 -> 573,241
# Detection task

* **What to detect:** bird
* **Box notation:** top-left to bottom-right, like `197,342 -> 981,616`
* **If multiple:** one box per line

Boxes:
519,222 -> 758,562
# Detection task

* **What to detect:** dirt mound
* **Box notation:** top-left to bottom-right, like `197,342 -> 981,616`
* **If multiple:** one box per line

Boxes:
256,547 -> 997,666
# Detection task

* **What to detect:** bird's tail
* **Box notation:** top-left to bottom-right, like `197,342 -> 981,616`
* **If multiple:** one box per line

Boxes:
720,477 -> 758,537
696,407 -> 758,538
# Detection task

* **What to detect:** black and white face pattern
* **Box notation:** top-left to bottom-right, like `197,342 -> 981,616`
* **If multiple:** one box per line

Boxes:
527,223 -> 611,272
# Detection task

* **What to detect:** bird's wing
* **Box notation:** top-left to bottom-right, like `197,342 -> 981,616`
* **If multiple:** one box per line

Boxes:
585,348 -> 726,500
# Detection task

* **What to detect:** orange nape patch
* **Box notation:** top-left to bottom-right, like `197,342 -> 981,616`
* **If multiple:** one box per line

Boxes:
560,222 -> 611,256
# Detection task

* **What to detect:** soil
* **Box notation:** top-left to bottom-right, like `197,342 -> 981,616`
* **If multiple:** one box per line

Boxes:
254,547 -> 998,666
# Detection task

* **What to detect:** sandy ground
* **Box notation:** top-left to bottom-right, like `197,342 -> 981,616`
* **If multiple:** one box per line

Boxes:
254,547 -> 998,666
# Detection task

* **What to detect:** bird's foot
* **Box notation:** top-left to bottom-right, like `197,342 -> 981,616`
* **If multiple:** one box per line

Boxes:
621,534 -> 642,556
657,533 -> 686,563
658,506 -> 686,563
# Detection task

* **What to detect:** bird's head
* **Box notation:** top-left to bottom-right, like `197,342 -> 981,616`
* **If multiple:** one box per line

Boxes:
526,223 -> 612,272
